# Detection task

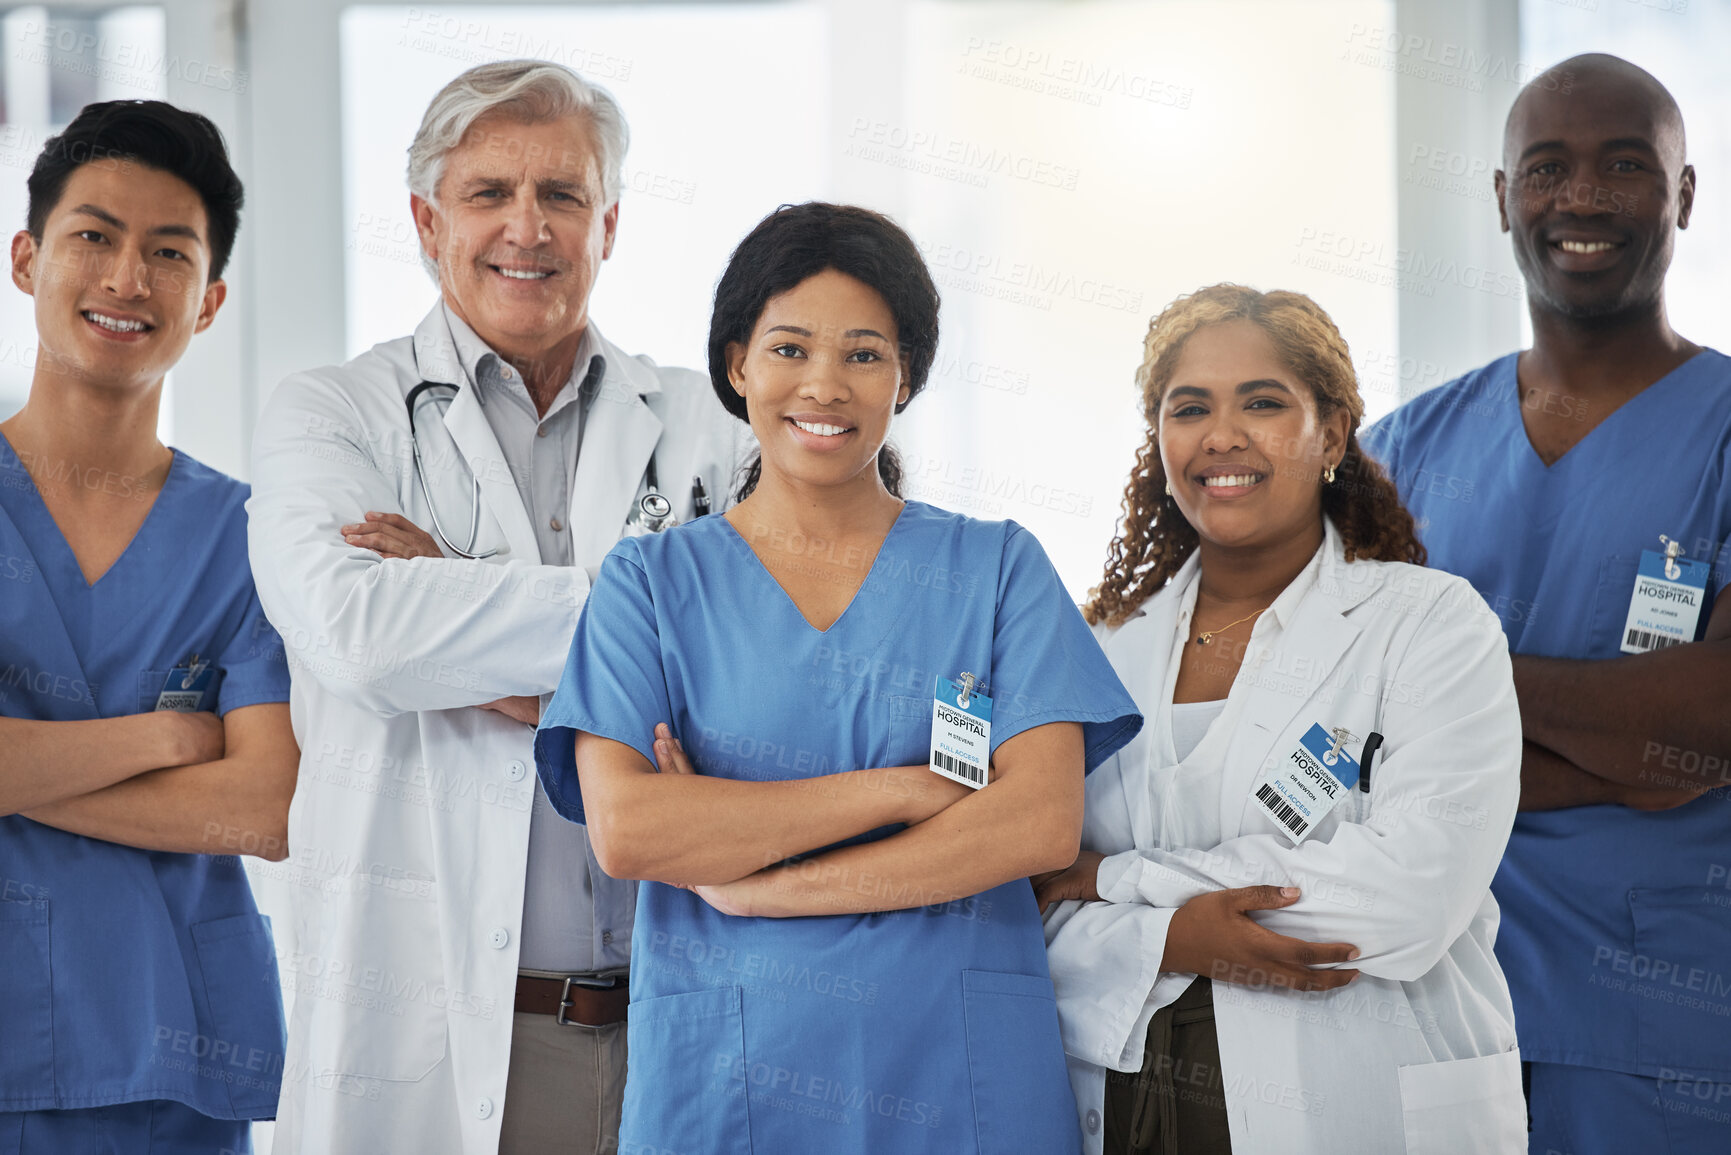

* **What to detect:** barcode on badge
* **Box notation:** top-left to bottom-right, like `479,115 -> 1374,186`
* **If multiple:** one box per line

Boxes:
1625,627 -> 1684,652
1256,783 -> 1309,837
933,748 -> 985,786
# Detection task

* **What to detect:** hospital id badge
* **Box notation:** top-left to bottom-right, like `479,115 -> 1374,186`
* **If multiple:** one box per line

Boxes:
930,675 -> 991,789
1620,547 -> 1709,654
1251,723 -> 1360,845
155,656 -> 214,712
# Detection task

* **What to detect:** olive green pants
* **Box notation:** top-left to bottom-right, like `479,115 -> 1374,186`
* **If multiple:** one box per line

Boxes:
1104,978 -> 1233,1155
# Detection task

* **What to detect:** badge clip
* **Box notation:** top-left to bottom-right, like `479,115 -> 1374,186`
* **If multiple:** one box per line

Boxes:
1660,535 -> 1685,581
181,653 -> 209,691
955,671 -> 980,709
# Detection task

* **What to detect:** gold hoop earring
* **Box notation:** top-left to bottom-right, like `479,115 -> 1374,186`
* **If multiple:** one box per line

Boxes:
1323,463 -> 1337,484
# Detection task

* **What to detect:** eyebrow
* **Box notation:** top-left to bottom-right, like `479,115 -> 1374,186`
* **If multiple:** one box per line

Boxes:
763,325 -> 891,341
1598,136 -> 1661,155
70,204 -> 203,244
1517,136 -> 1658,164
1166,378 -> 1292,401
458,174 -> 592,193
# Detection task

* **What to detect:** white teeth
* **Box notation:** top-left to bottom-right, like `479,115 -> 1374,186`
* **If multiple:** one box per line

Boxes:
85,312 -> 146,332
496,267 -> 552,280
1201,474 -> 1261,488
1557,241 -> 1615,254
793,420 -> 849,437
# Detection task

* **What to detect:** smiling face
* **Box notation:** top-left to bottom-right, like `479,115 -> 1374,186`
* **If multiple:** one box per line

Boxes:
412,111 -> 616,367
1158,319 -> 1348,553
1496,63 -> 1692,320
10,159 -> 223,394
726,269 -> 910,494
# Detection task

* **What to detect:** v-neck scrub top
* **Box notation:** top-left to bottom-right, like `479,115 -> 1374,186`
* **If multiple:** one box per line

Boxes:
0,436 -> 291,1119
536,501 -> 1142,1155
1363,350 -> 1731,1081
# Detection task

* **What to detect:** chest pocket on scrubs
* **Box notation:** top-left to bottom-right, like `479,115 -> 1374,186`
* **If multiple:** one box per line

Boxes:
137,668 -> 221,714
0,898 -> 54,1102
885,694 -> 932,769
1588,554 -> 1643,655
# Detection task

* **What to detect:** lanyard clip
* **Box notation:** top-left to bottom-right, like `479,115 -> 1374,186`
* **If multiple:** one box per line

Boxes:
1659,535 -> 1686,581
955,672 -> 979,709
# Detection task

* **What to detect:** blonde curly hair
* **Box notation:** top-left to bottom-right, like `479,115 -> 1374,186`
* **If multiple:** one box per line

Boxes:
1084,283 -> 1424,627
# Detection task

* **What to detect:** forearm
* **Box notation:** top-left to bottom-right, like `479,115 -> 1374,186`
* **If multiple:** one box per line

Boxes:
1100,816 -> 1500,983
264,555 -> 583,714
20,704 -> 297,858
721,777 -> 1078,917
249,390 -> 587,714
0,713 -> 194,815
589,757 -> 942,885
1515,647 -> 1731,790
21,755 -> 291,857
1518,741 -> 1625,810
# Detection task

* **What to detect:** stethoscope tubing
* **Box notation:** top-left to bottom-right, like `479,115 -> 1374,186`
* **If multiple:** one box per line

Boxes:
403,377 -> 690,553
404,380 -> 498,560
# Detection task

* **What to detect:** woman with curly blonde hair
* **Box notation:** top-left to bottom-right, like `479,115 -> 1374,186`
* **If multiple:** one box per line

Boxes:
1037,285 -> 1527,1154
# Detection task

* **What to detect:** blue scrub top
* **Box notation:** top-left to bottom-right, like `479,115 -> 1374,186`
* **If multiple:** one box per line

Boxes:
537,502 -> 1141,1154
1363,351 -> 1731,1081
0,435 -> 291,1119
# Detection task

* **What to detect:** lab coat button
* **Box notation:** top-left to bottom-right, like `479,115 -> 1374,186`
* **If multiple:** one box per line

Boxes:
505,759 -> 527,782
476,1097 -> 495,1120
487,928 -> 509,949
550,517 -> 564,532
1085,1108 -> 1101,1135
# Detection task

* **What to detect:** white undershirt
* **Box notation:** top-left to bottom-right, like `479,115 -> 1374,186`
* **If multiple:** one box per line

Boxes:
1169,698 -> 1227,763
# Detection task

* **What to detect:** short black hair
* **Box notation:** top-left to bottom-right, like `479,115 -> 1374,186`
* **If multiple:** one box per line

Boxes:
27,100 -> 244,281
707,202 -> 940,498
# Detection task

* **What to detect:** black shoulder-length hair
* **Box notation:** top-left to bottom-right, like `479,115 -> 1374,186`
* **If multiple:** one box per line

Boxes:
706,202 -> 940,499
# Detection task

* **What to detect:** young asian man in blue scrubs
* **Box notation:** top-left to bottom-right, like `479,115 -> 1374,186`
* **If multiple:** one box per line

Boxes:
0,102 -> 297,1153
1364,54 -> 1731,1155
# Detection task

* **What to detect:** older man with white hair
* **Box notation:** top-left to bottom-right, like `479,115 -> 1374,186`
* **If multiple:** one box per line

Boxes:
248,60 -> 741,1154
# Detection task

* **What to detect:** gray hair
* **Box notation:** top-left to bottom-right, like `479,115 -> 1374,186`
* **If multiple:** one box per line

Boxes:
407,60 -> 629,277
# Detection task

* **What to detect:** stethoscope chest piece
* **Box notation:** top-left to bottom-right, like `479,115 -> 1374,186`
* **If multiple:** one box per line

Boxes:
633,490 -> 678,533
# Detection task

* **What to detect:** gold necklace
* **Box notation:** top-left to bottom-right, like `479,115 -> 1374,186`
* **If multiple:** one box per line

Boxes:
1194,607 -> 1267,645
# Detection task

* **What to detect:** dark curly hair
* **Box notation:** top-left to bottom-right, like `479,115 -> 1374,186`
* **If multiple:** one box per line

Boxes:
1085,283 -> 1425,627
707,202 -> 940,499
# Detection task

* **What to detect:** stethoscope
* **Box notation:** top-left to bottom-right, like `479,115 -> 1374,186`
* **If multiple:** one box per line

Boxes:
404,379 -> 711,559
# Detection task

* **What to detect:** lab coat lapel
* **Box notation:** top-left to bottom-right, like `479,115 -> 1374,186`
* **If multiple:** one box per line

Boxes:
570,334 -> 663,568
411,307 -> 541,564
1103,594 -> 1184,849
1218,526 -> 1371,837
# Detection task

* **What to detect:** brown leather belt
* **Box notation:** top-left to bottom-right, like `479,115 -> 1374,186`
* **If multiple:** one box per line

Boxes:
514,975 -> 629,1027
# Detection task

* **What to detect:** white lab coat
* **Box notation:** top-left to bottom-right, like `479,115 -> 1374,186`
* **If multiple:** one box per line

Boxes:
246,304 -> 745,1154
1045,522 -> 1527,1155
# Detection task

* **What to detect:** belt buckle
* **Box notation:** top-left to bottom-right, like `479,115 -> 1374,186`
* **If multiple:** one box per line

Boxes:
556,976 -> 582,1027
556,974 -> 618,1027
